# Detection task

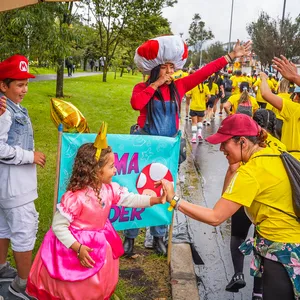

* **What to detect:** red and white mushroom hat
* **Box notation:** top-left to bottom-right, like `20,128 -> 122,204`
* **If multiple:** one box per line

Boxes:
134,35 -> 188,75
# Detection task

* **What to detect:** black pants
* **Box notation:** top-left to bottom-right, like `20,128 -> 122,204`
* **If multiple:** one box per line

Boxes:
230,207 -> 263,294
262,257 -> 294,300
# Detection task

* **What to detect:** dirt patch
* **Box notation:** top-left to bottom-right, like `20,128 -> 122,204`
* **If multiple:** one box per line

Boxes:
116,231 -> 171,300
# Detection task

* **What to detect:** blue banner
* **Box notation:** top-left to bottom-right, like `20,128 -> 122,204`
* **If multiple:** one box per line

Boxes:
58,133 -> 180,230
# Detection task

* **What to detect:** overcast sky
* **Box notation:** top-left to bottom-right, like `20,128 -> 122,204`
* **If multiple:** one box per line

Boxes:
162,0 -> 300,47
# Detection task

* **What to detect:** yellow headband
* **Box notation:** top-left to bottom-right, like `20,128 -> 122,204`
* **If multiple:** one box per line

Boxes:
94,122 -> 108,161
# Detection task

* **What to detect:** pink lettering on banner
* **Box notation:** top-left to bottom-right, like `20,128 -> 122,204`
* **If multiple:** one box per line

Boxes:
109,206 -> 145,223
114,153 -> 139,175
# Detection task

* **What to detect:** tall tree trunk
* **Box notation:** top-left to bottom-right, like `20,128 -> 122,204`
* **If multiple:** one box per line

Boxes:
102,64 -> 107,82
56,58 -> 64,97
120,67 -> 124,77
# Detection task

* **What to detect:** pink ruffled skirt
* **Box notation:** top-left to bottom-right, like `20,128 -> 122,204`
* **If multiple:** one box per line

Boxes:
27,222 -> 124,300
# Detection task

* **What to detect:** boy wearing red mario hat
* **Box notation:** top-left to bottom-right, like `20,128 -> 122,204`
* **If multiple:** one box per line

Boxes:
0,54 -> 46,299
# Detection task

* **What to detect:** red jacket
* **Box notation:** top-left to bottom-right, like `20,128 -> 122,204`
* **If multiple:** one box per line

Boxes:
131,57 -> 227,130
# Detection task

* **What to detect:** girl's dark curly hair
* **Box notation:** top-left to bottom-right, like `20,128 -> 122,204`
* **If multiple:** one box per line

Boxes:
67,143 -> 112,199
253,109 -> 278,138
146,64 -> 180,132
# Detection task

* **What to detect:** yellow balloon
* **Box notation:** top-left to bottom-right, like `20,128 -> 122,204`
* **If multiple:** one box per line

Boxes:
50,98 -> 90,133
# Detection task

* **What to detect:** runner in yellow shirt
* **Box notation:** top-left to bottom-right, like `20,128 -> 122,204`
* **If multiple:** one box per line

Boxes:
260,72 -> 300,160
160,114 -> 300,299
266,78 -> 291,139
231,70 -> 245,95
204,76 -> 218,125
224,82 -> 259,116
186,83 -> 210,143
253,75 -> 275,108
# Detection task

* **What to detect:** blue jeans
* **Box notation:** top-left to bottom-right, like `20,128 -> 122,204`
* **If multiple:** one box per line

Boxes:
124,225 -> 167,238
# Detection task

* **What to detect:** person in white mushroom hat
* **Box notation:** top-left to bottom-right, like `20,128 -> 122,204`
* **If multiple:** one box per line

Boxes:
122,36 -> 252,256
131,35 -> 251,137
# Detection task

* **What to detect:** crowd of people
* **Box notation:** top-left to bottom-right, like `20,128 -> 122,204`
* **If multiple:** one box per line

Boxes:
0,34 -> 299,300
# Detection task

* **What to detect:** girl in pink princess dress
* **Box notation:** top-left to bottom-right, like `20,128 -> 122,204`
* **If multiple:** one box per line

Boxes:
26,143 -> 166,300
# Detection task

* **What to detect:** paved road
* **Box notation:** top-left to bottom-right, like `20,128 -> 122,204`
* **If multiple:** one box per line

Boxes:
183,109 -> 254,300
30,71 -> 102,82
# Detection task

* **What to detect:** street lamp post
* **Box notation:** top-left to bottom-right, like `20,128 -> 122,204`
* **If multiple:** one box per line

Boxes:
228,0 -> 234,52
281,0 -> 287,28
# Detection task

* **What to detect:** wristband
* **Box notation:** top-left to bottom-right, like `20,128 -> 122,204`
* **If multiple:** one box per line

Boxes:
168,195 -> 180,211
227,53 -> 234,62
77,244 -> 82,258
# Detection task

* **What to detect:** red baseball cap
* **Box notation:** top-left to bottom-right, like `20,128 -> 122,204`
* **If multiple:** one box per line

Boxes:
206,114 -> 261,144
0,54 -> 35,81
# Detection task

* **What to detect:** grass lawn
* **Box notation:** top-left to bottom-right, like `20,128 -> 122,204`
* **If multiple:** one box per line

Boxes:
7,72 -> 170,299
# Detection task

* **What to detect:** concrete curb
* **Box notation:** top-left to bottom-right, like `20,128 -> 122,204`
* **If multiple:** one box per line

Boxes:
170,244 -> 199,300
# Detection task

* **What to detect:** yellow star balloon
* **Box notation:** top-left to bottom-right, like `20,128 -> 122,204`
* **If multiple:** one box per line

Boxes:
94,122 -> 108,161
50,98 -> 90,133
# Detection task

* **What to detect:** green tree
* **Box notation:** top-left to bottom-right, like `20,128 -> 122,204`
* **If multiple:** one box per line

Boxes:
0,3 -> 80,97
187,14 -> 214,67
205,41 -> 226,63
247,12 -> 300,67
85,0 -> 176,82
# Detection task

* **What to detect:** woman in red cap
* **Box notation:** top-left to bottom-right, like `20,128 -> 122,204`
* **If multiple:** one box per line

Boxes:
0,54 -> 46,299
124,36 -> 252,256
158,113 -> 300,300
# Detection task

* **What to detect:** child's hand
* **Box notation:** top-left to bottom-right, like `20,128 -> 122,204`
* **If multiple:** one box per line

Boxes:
78,245 -> 95,268
159,186 -> 167,204
0,96 -> 7,116
155,179 -> 175,203
34,151 -> 46,168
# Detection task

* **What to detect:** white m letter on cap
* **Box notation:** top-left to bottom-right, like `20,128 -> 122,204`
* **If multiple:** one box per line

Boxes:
19,61 -> 28,72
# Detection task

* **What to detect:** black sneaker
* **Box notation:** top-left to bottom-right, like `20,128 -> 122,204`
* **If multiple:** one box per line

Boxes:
9,280 -> 36,300
225,272 -> 246,292
0,262 -> 17,282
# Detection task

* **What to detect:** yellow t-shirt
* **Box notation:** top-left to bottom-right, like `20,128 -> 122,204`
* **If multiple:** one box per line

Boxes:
271,93 -> 291,121
172,70 -> 188,81
227,94 -> 259,115
205,82 -> 219,95
231,76 -> 246,95
280,98 -> 300,160
253,78 -> 275,103
266,133 -> 287,151
223,147 -> 300,242
187,84 -> 210,112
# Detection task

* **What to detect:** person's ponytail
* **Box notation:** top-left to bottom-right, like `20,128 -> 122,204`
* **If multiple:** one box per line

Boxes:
257,128 -> 268,148
238,89 -> 250,104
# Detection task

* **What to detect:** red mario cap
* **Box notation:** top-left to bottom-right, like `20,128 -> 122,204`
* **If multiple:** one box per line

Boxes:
0,54 -> 35,81
206,114 -> 261,144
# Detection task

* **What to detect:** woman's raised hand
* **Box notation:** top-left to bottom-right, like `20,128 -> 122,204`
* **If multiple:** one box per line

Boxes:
231,40 -> 252,59
259,72 -> 268,81
272,55 -> 298,83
